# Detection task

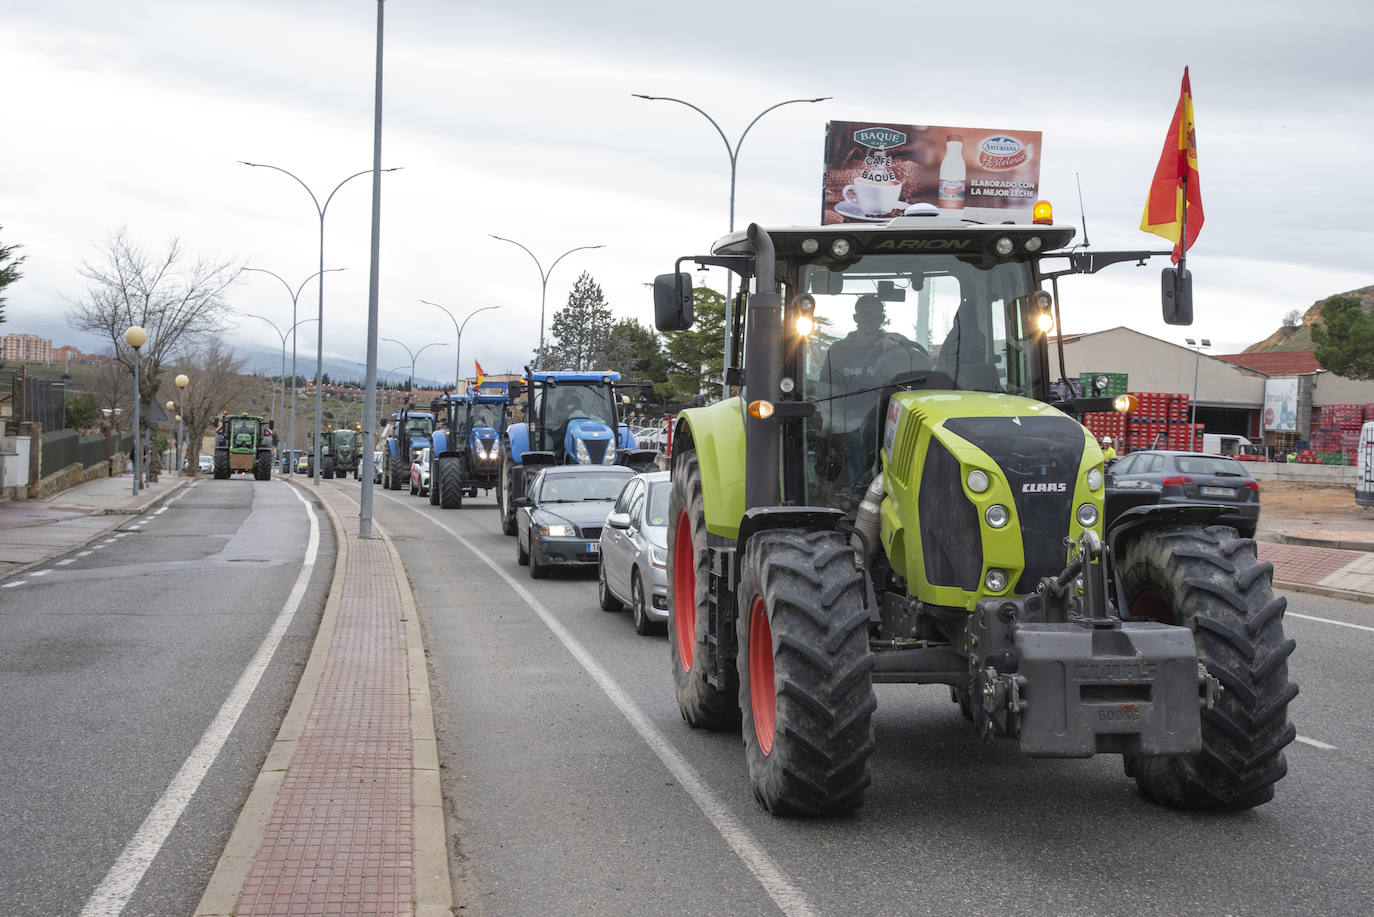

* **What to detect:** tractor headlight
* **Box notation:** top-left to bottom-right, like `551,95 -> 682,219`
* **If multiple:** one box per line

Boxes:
985,569 -> 1008,592
574,439 -> 591,465
966,469 -> 990,493
538,524 -> 572,537
994,236 -> 1015,256
985,504 -> 1009,528
1087,468 -> 1103,491
1077,503 -> 1100,526
649,545 -> 667,568
602,444 -> 616,465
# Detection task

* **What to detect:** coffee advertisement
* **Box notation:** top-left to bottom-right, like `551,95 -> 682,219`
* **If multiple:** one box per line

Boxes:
822,121 -> 1043,224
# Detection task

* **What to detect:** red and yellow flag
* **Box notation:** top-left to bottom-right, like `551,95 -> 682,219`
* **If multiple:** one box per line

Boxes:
474,360 -> 485,387
1141,66 -> 1203,264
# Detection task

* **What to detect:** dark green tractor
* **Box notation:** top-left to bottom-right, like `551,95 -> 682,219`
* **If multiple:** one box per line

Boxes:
213,414 -> 273,481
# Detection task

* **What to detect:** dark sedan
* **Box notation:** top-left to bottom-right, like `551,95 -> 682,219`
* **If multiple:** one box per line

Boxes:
1106,450 -> 1260,537
515,465 -> 636,578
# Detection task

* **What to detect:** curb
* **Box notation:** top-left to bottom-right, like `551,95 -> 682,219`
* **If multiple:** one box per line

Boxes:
1278,533 -> 1374,553
1273,578 -> 1374,606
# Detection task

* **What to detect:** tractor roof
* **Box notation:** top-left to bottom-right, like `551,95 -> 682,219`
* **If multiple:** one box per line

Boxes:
528,370 -> 621,384
711,217 -> 1077,261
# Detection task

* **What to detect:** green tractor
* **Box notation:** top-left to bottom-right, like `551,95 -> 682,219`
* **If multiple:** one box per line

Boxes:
655,210 -> 1295,816
213,413 -> 273,481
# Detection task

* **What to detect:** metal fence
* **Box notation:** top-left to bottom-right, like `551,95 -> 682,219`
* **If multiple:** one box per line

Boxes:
4,368 -> 66,431
40,428 -> 134,479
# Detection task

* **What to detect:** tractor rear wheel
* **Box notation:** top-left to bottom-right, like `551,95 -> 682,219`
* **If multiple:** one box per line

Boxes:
213,450 -> 229,480
436,455 -> 463,509
1118,525 -> 1298,810
666,448 -> 739,731
498,452 -> 517,535
388,452 -> 407,491
736,529 -> 876,815
254,450 -> 272,480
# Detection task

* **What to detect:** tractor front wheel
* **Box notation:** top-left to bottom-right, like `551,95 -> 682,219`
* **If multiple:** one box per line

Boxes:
436,455 -> 463,509
1118,525 -> 1298,810
666,448 -> 739,731
213,450 -> 229,480
388,452 -> 407,491
736,529 -> 876,816
254,450 -> 272,480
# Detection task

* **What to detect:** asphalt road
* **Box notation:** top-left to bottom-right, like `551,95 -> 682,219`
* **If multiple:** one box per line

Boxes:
357,478 -> 1374,917
0,477 -> 333,917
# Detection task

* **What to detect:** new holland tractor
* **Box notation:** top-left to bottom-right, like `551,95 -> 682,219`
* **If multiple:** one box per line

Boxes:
213,413 -> 273,480
429,381 -> 514,509
654,207 -> 1296,817
380,406 -> 435,491
496,369 -> 658,535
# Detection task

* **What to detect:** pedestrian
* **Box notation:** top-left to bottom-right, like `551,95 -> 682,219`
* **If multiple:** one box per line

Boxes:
1101,436 -> 1117,463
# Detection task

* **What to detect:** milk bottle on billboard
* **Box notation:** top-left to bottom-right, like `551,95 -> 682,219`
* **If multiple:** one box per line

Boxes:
938,134 -> 966,212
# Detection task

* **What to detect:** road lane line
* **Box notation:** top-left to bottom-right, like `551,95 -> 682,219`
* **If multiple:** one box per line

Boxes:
78,551 -> 93,557
1288,612 -> 1374,634
1296,736 -> 1336,750
57,559 -> 75,566
1,581 -> 22,588
30,570 -> 51,577
386,494 -> 819,917
81,484 -> 320,917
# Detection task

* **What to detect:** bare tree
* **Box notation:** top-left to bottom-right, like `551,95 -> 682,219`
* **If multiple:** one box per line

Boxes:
173,340 -> 250,474
68,228 -> 240,438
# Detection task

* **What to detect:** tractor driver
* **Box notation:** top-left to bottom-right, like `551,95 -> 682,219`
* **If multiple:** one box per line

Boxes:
818,294 -> 929,491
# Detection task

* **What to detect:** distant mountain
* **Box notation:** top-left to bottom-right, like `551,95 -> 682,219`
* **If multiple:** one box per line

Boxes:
1244,283 -> 1374,353
235,346 -> 446,389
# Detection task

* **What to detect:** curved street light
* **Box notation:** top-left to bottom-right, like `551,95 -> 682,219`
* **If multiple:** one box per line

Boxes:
382,337 -> 450,393
244,310 -> 321,467
239,160 -> 401,483
632,93 -> 831,392
488,236 -> 602,371
420,300 -> 500,389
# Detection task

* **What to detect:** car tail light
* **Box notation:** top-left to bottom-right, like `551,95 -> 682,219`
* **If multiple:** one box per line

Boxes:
1161,475 -> 1193,486
1243,480 -> 1260,492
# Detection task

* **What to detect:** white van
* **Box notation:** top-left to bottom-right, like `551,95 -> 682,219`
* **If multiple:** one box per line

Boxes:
1357,421 -> 1374,508
1202,433 -> 1263,458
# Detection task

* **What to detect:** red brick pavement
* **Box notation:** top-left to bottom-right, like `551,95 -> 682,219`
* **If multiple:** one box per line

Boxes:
1257,540 -> 1364,586
234,506 -> 414,916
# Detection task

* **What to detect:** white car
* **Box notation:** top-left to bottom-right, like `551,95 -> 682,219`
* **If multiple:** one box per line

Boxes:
410,447 -> 431,496
197,453 -> 213,473
373,450 -> 384,484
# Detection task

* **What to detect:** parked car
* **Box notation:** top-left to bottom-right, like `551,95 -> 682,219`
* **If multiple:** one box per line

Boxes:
197,452 -> 213,473
1106,450 -> 1260,537
598,471 -> 670,635
373,450 -> 384,484
515,464 -> 636,578
410,447 -> 431,497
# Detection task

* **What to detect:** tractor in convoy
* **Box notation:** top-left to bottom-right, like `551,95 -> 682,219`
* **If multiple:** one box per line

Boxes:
496,369 -> 659,535
429,381 -> 514,508
213,413 -> 273,480
305,425 -> 362,479
654,204 -> 1296,816
379,405 -> 435,491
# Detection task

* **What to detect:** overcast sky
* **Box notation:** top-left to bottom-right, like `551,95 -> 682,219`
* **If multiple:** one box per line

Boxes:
3,0 -> 1372,383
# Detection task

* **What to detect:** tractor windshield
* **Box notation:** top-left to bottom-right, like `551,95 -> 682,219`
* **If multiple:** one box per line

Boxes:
790,253 -> 1044,505
230,418 -> 258,448
405,416 -> 434,439
334,431 -> 357,449
468,402 -> 503,431
533,383 -> 617,451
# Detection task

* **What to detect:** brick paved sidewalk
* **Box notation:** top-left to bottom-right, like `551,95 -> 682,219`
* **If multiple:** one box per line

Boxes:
1258,540 -> 1374,603
197,482 -> 449,916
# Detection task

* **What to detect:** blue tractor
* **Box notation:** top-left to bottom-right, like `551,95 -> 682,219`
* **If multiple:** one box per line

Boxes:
497,369 -> 658,535
429,381 -> 514,509
381,405 -> 435,491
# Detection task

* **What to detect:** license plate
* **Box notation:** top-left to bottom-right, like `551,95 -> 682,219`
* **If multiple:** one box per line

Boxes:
1200,486 -> 1235,497
588,542 -> 600,553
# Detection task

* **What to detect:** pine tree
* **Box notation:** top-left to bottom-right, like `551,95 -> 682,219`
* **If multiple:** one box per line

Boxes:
543,272 -> 613,371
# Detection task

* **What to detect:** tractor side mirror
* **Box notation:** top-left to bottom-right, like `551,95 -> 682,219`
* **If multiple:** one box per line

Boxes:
1161,266 -> 1193,325
654,272 -> 694,331
509,382 -> 525,400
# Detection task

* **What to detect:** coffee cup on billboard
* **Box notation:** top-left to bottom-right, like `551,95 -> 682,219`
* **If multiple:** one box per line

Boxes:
843,180 -> 902,215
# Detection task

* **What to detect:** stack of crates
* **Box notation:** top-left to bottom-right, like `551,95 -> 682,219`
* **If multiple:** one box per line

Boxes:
1123,392 -> 1199,452
1311,404 -> 1366,465
1083,411 -> 1127,449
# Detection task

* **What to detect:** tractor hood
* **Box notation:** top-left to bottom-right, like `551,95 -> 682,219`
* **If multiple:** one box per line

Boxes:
469,426 -> 501,461
564,417 -> 617,465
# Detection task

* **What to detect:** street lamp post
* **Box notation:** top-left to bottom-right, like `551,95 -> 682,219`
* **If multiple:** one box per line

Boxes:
239,162 -> 400,484
1186,337 -> 1212,435
381,337 -> 449,394
488,236 -> 602,371
420,301 -> 500,389
124,325 -> 147,496
632,93 -> 830,393
174,374 -> 189,475
243,306 -> 323,468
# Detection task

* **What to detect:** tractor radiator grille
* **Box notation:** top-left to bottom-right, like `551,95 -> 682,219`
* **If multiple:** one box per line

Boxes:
585,439 -> 608,464
943,415 -> 1085,594
918,437 -> 982,590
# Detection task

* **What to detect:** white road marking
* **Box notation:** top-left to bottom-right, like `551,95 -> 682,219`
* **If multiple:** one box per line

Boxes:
385,493 -> 819,917
82,484 -> 319,917
1288,612 -> 1374,634
78,551 -> 93,557
1,581 -> 23,588
30,570 -> 51,577
154,507 -> 168,515
1296,736 -> 1336,750
56,559 -> 75,566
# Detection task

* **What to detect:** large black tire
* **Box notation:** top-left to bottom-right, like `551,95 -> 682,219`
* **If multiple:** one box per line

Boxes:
498,451 -> 518,535
598,559 -> 622,612
322,455 -> 336,480
666,448 -> 739,730
736,529 -> 876,816
213,449 -> 229,480
1118,524 -> 1298,810
388,451 -> 407,491
436,455 -> 463,509
254,450 -> 272,481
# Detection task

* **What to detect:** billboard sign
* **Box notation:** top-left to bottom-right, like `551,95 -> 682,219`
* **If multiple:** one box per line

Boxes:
823,121 -> 1042,224
1263,378 -> 1299,432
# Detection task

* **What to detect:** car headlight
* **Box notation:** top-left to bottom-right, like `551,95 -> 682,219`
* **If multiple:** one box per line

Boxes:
574,439 -> 591,465
649,545 -> 667,568
538,524 -> 573,537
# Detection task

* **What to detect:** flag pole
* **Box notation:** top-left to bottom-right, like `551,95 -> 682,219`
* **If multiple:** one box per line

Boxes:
1178,168 -> 1188,273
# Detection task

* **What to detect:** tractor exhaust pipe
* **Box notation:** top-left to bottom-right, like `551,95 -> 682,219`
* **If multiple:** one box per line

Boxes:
744,224 -> 781,510
852,472 -> 885,562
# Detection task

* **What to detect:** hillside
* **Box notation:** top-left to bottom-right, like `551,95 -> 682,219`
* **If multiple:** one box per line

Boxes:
1244,283 -> 1374,353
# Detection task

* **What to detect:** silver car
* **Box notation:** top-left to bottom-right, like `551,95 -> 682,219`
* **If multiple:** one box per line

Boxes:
597,471 -> 670,635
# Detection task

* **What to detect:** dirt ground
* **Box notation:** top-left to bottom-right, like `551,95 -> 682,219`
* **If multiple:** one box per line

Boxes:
1255,481 -> 1374,536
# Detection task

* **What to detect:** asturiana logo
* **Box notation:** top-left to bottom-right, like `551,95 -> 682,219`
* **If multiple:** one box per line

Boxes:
854,127 -> 908,150
978,135 -> 1031,170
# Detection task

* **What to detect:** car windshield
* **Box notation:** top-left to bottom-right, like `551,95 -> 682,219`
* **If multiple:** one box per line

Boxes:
645,482 -> 669,528
469,403 -> 503,430
1176,455 -> 1246,476
538,472 -> 628,503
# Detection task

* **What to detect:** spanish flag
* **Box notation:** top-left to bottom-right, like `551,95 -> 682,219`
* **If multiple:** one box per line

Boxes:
474,360 -> 485,387
1141,67 -> 1203,264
